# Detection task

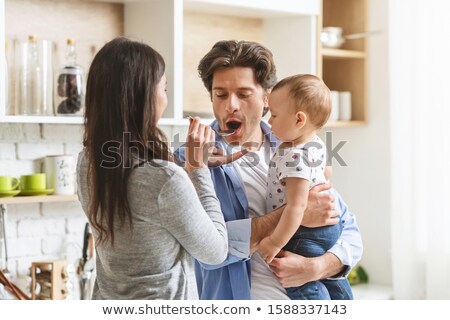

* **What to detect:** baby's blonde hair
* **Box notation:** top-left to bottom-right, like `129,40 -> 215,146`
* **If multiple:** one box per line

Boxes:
272,74 -> 331,129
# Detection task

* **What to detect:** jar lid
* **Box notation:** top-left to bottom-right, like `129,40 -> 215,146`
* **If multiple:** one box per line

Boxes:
60,65 -> 83,75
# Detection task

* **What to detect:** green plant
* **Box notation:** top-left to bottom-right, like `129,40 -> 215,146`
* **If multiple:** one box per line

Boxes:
348,265 -> 369,286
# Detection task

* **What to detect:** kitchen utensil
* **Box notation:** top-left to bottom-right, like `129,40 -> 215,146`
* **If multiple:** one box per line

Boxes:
0,269 -> 30,300
187,116 -> 236,136
321,27 -> 380,48
77,223 -> 95,300
0,205 -> 9,275
0,205 -> 30,300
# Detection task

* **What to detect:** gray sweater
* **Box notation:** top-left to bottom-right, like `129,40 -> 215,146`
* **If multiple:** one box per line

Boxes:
76,150 -> 228,299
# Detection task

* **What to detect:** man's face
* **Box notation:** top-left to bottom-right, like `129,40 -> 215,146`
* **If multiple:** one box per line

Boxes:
211,67 -> 268,145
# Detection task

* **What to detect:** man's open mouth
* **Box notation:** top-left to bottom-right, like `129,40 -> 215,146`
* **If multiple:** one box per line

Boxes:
226,120 -> 242,131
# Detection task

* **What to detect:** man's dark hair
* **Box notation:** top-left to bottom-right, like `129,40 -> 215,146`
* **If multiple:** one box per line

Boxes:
198,40 -> 277,97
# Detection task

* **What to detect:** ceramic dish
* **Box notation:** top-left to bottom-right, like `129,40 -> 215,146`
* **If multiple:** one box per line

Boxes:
0,190 -> 21,198
19,189 -> 54,196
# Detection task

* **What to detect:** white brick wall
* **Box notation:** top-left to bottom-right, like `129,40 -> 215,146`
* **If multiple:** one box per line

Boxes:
0,122 -> 189,295
0,123 -> 86,294
0,160 -> 37,176
6,203 -> 40,218
7,237 -> 42,258
0,143 -> 16,160
41,125 -> 83,143
17,143 -> 65,160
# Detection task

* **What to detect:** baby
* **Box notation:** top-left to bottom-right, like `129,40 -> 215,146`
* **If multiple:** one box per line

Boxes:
260,74 -> 353,300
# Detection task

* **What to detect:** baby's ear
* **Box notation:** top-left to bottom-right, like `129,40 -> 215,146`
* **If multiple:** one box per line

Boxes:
296,111 -> 307,126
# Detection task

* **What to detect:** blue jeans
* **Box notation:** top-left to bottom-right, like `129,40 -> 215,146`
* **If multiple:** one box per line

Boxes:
283,219 -> 353,300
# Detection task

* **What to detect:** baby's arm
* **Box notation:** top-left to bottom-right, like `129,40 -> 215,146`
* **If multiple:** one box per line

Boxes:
259,177 -> 310,263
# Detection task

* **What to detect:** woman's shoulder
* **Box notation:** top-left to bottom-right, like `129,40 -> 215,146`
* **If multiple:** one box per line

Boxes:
77,151 -> 188,186
137,160 -> 188,182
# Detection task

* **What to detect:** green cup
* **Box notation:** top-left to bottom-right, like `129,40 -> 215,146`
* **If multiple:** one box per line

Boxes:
0,176 -> 20,191
20,173 -> 46,190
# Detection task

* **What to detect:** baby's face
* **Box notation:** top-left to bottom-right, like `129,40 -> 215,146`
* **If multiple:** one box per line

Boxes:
268,87 -> 302,142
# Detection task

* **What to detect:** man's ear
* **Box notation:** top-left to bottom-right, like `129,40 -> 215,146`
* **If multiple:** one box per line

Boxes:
262,92 -> 270,116
296,111 -> 307,127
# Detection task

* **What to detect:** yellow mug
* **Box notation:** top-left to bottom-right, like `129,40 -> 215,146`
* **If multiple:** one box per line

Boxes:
0,176 -> 20,191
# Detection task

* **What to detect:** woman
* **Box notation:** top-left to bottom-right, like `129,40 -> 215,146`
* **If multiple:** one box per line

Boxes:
76,37 -> 228,299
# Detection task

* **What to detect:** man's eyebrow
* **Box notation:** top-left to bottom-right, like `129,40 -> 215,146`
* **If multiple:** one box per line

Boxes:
212,86 -> 255,91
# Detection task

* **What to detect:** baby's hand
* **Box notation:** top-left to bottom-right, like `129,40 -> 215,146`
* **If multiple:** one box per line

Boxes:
259,236 -> 281,264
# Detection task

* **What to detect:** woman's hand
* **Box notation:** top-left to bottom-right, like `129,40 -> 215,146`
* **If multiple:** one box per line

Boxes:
301,183 -> 340,227
185,117 -> 248,170
206,146 -> 249,167
185,117 -> 215,173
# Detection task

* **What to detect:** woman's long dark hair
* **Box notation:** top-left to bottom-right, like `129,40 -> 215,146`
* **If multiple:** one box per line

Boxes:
83,37 -> 171,245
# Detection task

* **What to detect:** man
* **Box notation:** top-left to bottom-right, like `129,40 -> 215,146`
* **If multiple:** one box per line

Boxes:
175,40 -> 362,299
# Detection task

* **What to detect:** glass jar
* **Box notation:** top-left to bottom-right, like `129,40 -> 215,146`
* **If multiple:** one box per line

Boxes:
54,39 -> 84,116
55,66 -> 84,115
16,35 -> 42,115
14,35 -> 53,116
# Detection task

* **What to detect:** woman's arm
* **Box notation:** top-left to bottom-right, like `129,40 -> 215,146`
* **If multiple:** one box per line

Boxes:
159,117 -> 228,264
159,169 -> 228,265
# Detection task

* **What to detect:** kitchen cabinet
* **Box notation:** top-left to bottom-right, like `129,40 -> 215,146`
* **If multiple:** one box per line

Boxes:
1,0 -> 367,128
115,0 -> 320,124
318,0 -> 368,126
1,0 -> 124,125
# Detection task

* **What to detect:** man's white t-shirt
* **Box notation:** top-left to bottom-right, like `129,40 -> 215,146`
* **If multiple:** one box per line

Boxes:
232,140 -> 290,300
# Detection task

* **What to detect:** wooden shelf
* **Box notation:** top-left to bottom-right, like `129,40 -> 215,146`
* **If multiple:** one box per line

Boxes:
319,0 -> 368,126
0,194 -> 78,205
325,120 -> 367,128
0,115 -> 84,124
322,48 -> 366,59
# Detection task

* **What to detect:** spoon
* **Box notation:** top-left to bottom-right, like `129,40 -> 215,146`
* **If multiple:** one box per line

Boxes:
187,116 -> 236,137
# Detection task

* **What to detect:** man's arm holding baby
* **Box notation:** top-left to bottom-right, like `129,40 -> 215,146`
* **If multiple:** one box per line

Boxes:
251,183 -> 360,287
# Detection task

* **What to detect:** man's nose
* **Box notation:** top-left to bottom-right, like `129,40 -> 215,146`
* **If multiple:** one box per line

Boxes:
225,94 -> 240,113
